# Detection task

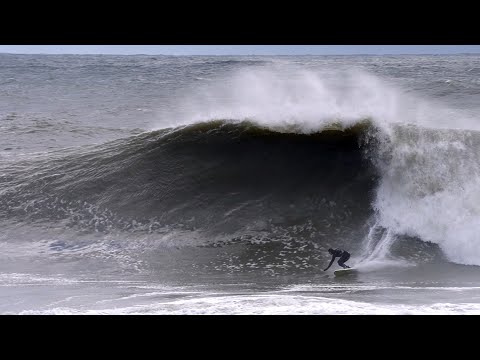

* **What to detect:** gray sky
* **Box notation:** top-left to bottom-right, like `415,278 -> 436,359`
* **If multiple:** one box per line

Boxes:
0,45 -> 479,55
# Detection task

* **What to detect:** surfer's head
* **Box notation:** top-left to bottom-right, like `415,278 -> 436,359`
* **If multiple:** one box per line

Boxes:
328,248 -> 334,254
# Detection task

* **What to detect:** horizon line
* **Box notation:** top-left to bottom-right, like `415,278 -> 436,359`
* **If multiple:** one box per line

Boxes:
1,52 -> 479,56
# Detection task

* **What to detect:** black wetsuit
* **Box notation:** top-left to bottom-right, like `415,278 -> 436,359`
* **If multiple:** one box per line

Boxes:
324,249 -> 351,271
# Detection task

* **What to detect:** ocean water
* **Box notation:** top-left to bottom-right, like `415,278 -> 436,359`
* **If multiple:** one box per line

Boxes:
1,53 -> 480,314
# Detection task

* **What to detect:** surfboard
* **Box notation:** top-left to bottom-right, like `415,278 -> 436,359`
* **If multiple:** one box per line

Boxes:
334,268 -> 357,276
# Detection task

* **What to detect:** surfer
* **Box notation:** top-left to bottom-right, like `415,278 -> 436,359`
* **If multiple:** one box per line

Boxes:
324,248 -> 351,271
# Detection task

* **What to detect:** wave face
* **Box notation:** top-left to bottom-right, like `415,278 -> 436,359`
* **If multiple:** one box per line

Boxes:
3,115 -> 480,266
0,121 -> 378,256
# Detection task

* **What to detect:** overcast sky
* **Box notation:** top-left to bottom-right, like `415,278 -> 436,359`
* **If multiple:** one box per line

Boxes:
0,45 -> 479,55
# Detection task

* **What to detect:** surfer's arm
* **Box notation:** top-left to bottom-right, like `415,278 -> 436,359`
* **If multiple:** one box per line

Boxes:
324,256 -> 335,271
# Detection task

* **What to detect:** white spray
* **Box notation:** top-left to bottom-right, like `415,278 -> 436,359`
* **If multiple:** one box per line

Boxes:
153,64 -> 480,266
